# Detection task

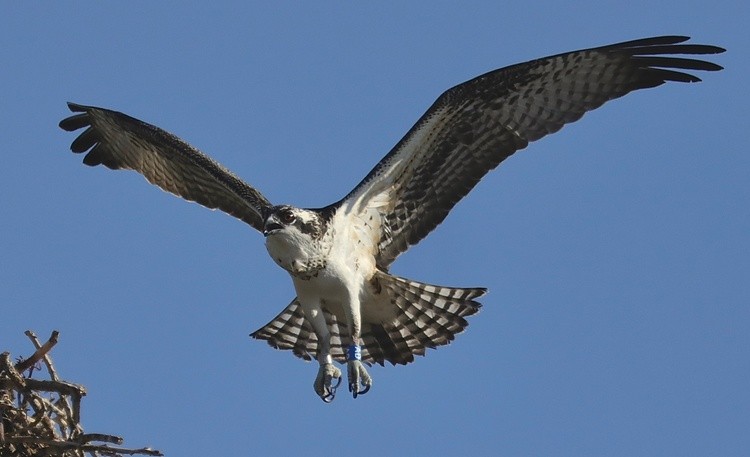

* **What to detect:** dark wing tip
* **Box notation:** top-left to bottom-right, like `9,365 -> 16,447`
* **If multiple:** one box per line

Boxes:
58,113 -> 89,132
60,103 -> 101,160
59,102 -> 94,132
606,36 -> 725,87
610,35 -> 691,48
69,126 -> 100,153
603,35 -> 725,58
59,103 -> 108,167
66,101 -> 89,112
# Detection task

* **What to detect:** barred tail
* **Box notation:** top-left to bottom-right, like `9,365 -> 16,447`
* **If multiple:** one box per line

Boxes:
250,272 -> 486,366
250,298 -> 319,361
362,271 -> 485,366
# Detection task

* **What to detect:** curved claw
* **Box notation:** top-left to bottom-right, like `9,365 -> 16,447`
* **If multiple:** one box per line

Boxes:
346,360 -> 372,399
350,382 -> 370,399
314,363 -> 342,403
321,376 -> 342,403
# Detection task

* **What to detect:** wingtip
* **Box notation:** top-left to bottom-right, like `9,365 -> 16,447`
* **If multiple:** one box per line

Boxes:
647,35 -> 691,45
66,101 -> 89,113
660,35 -> 726,55
612,35 -> 690,49
698,43 -> 727,55
59,111 -> 90,132
606,35 -> 726,56
60,102 -> 94,131
664,35 -> 691,43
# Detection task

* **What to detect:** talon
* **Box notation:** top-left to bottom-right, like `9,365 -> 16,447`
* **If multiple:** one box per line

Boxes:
349,381 -> 370,398
321,376 -> 341,403
314,363 -> 342,403
346,359 -> 372,399
358,384 -> 370,396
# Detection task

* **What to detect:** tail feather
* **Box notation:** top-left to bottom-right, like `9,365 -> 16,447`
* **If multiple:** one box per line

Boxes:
250,272 -> 486,366
250,299 -> 318,361
367,272 -> 485,365
251,299 -> 349,363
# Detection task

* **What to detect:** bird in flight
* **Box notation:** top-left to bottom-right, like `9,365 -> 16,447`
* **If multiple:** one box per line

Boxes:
60,36 -> 724,402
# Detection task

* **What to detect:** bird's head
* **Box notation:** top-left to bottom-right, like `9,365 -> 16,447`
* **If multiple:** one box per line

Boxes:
263,205 -> 325,240
263,205 -> 330,275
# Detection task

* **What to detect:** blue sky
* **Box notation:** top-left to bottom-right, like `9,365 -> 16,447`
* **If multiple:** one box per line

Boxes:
1,2 -> 747,456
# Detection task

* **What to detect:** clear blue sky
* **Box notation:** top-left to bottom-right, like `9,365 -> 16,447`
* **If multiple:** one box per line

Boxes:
1,2 -> 747,456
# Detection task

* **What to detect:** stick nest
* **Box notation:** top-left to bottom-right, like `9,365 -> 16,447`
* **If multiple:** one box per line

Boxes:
1,330 -> 162,457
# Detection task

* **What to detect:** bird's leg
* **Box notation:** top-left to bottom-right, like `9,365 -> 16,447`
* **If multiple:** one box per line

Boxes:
304,302 -> 341,402
346,342 -> 371,398
345,295 -> 372,398
315,353 -> 342,403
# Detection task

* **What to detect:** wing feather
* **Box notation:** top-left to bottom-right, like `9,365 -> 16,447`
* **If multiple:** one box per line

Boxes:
331,36 -> 724,268
60,103 -> 272,232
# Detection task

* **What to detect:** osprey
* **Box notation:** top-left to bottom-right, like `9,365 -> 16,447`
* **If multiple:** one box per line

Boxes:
60,36 -> 723,402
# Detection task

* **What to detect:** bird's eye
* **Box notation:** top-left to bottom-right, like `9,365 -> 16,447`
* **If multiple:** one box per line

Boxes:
279,210 -> 296,225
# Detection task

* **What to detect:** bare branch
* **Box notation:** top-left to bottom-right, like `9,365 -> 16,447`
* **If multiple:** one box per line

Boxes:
18,330 -> 60,380
1,330 -> 163,457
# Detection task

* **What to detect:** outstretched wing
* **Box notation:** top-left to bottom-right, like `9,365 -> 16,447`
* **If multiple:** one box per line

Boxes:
59,103 -> 273,232
331,36 -> 724,268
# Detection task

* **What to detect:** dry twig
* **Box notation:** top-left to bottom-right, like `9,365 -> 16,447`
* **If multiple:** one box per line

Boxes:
1,330 -> 163,457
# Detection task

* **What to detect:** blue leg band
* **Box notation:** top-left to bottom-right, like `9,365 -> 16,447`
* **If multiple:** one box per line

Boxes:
347,344 -> 361,361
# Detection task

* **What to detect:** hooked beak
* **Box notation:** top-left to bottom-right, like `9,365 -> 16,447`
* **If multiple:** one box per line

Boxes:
263,222 -> 283,237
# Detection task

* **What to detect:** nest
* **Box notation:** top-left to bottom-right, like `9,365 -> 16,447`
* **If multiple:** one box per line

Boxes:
1,331 -> 162,457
